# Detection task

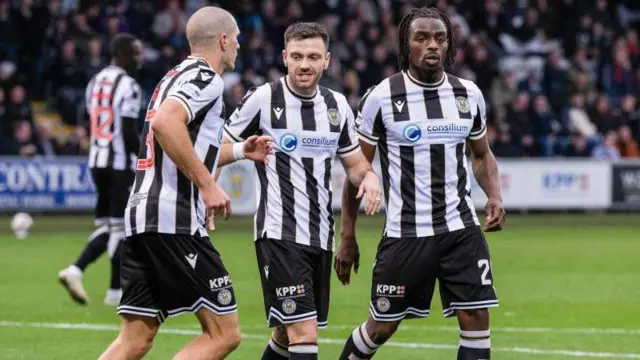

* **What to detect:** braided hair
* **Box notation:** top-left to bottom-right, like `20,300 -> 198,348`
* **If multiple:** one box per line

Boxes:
397,7 -> 457,71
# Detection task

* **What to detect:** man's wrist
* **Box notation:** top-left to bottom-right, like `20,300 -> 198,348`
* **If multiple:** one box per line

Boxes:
233,142 -> 245,160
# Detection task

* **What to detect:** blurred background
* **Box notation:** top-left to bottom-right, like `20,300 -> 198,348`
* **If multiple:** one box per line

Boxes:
1,1 -> 639,359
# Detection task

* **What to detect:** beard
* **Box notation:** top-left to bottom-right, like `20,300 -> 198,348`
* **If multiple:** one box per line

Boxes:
419,65 -> 443,83
290,69 -> 322,91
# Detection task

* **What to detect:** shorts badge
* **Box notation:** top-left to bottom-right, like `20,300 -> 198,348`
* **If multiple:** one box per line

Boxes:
376,297 -> 390,313
217,289 -> 233,306
282,298 -> 297,315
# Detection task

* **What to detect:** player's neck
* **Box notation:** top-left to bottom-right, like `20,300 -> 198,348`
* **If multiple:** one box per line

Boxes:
285,75 -> 317,98
190,52 -> 224,74
407,67 -> 444,87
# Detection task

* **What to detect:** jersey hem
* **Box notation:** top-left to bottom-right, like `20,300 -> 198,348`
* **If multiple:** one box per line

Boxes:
383,223 -> 480,239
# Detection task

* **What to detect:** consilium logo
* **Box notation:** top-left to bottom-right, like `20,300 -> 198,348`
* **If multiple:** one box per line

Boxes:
280,133 -> 298,152
403,124 -> 422,142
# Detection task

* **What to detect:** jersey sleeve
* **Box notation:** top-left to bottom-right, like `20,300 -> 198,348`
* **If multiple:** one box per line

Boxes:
166,68 -> 223,124
337,95 -> 361,158
468,89 -> 488,140
224,86 -> 263,143
355,86 -> 384,146
120,79 -> 142,119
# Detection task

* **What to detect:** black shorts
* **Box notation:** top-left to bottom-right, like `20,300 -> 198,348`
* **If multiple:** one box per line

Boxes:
255,238 -> 332,328
117,232 -> 237,324
91,168 -> 134,227
370,226 -> 498,322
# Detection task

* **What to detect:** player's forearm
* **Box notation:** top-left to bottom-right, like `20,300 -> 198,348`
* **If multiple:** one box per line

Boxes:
340,179 -> 363,238
152,119 -> 214,191
472,151 -> 502,201
218,142 -> 245,167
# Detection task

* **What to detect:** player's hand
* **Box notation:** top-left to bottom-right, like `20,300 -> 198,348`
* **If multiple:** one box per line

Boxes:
356,171 -> 382,215
243,135 -> 274,164
334,235 -> 360,285
202,181 -> 232,228
484,197 -> 505,232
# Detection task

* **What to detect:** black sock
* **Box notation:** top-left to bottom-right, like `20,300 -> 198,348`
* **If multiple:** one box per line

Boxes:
109,239 -> 123,289
74,226 -> 109,271
289,343 -> 317,360
261,337 -> 289,359
457,330 -> 491,360
339,322 -> 380,360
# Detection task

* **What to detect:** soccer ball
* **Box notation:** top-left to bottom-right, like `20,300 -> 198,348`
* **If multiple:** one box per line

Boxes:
10,212 -> 33,239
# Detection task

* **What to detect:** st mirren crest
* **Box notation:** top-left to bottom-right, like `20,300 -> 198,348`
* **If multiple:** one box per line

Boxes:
327,108 -> 341,126
455,96 -> 470,113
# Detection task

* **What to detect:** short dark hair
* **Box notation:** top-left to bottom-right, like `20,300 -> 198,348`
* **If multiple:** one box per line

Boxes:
109,33 -> 138,59
284,22 -> 330,49
397,7 -> 457,71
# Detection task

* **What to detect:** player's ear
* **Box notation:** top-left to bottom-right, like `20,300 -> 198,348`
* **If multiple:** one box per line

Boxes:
324,51 -> 331,70
219,33 -> 229,51
282,49 -> 288,67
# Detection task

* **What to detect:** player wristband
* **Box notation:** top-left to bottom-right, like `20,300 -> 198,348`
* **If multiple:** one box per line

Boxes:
233,142 -> 246,160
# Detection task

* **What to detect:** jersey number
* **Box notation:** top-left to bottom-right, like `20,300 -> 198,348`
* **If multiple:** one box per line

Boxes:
136,110 -> 156,170
90,106 -> 114,143
478,259 -> 492,285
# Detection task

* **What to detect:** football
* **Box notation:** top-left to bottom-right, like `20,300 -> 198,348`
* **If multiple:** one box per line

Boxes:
10,212 -> 34,239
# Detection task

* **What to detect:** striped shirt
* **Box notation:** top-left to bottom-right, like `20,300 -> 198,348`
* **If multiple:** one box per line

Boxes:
224,77 -> 360,251
356,71 -> 486,238
85,65 -> 142,171
125,56 -> 226,237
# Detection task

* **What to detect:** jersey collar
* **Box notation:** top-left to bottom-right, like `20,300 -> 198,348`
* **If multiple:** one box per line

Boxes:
404,70 -> 447,89
284,76 -> 318,100
188,55 -> 213,70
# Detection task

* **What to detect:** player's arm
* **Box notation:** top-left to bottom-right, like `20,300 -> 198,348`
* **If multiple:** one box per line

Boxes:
121,80 -> 142,155
467,91 -> 505,232
151,72 -> 230,218
218,87 -> 273,167
336,88 -> 382,285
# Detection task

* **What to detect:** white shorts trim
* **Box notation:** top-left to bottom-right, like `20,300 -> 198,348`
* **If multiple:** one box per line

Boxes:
369,303 -> 430,322
166,297 -> 238,318
443,300 -> 499,317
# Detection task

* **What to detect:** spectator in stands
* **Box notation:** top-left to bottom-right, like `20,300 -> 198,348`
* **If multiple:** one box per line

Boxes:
490,70 -> 517,112
613,94 -> 640,141
52,40 -> 85,125
565,133 -> 592,157
617,125 -> 640,157
2,120 -> 40,156
592,130 -> 620,160
589,93 -> 618,133
601,44 -> 636,104
566,93 -> 599,145
531,94 -> 565,156
84,38 -> 106,80
5,85 -> 33,128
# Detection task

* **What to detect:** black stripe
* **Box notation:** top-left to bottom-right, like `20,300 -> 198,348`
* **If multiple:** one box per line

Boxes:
302,158 -> 321,247
358,86 -> 376,113
389,73 -> 410,122
447,75 -> 473,119
430,144 -> 449,234
161,62 -> 201,103
324,158 -> 334,250
338,116 -> 353,150
270,80 -> 287,129
301,100 -> 316,131
400,146 -> 417,238
239,110 -> 261,139
106,73 -> 125,169
192,144 -> 220,228
456,143 -> 476,227
372,108 -> 385,138
256,163 -> 268,239
423,89 -> 444,119
320,88 -> 341,133
276,152 -> 296,240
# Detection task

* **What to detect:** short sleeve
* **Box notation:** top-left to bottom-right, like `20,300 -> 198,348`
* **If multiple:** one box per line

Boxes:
166,68 -> 223,123
224,86 -> 263,143
337,97 -> 361,158
468,90 -> 487,140
120,80 -> 142,118
356,86 -> 384,146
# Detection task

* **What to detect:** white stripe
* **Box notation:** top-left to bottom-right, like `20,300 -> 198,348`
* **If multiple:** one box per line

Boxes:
460,338 -> 490,349
460,329 -> 490,338
289,344 -> 318,354
1,321 -> 639,358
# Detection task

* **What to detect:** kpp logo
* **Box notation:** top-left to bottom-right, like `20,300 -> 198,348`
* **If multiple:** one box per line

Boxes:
276,284 -> 305,298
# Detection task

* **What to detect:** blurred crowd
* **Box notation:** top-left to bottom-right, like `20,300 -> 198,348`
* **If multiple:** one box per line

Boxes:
1,0 -> 640,159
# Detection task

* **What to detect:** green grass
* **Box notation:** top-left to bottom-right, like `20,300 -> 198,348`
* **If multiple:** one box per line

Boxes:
0,214 -> 639,359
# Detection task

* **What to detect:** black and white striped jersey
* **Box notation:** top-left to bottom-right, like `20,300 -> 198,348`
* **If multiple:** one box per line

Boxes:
357,71 -> 486,238
85,65 -> 142,171
124,56 -> 226,238
224,77 -> 360,251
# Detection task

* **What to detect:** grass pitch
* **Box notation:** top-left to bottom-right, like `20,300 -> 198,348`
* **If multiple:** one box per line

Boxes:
0,213 -> 639,359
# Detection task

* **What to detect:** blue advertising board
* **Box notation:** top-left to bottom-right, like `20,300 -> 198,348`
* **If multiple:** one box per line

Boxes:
0,157 -> 96,212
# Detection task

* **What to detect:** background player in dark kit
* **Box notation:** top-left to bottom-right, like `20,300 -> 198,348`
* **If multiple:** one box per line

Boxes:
223,22 -> 382,360
336,7 -> 506,360
99,7 -> 272,360
58,33 -> 143,307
